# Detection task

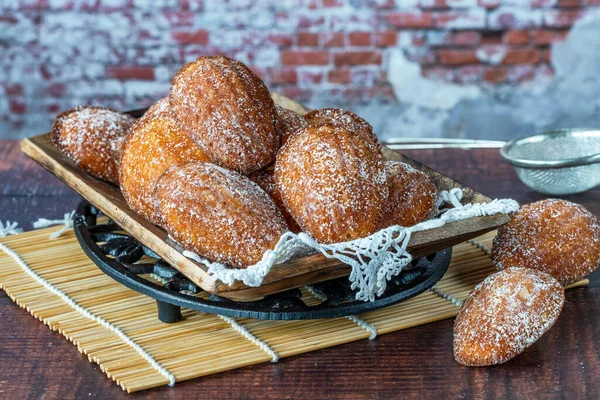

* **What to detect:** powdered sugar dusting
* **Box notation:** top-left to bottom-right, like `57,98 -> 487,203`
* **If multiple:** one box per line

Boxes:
454,267 -> 565,366
275,125 -> 387,244
51,106 -> 136,184
169,56 -> 277,175
155,162 -> 288,268
304,108 -> 379,145
140,97 -> 171,122
119,112 -> 209,225
492,198 -> 600,285
379,161 -> 438,228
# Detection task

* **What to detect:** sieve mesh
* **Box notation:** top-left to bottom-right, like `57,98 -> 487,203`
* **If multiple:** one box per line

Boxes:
503,130 -> 600,195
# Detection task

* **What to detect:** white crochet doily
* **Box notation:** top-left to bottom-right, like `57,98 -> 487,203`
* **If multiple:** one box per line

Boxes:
183,188 -> 519,302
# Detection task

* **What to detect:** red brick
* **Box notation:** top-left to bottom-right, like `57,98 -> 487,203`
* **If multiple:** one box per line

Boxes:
100,0 -> 131,12
163,10 -> 195,26
0,14 -> 18,24
507,65 -> 537,82
504,30 -> 530,45
322,32 -> 345,47
375,31 -> 397,47
365,0 -> 395,8
435,10 -> 486,29
297,15 -> 325,28
297,32 -> 319,46
406,48 -> 436,64
299,70 -> 323,84
484,67 -> 508,83
281,50 -> 329,66
265,33 -> 294,46
452,31 -> 480,46
372,85 -> 396,100
481,31 -> 503,45
334,51 -> 382,66
19,0 -> 47,10
584,0 -> 600,4
46,102 -> 61,114
46,83 -> 65,97
172,29 -> 209,44
386,12 -> 433,29
557,0 -> 580,7
279,86 -> 312,101
349,32 -> 371,46
420,0 -> 447,9
532,0 -> 555,6
411,33 -> 427,47
10,99 -> 26,114
269,68 -> 298,84
478,0 -> 500,8
533,29 -> 568,45
540,48 -> 551,63
543,10 -> 582,27
421,66 -> 454,81
3,84 -> 23,96
502,49 -> 541,64
106,66 -> 155,80
454,66 -> 484,84
438,49 -> 478,65
328,69 -> 351,84
178,0 -> 204,10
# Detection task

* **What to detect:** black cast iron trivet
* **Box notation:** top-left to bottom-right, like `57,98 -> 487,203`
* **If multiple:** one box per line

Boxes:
73,201 -> 451,322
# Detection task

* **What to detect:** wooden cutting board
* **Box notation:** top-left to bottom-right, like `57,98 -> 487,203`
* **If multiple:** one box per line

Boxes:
20,94 -> 511,300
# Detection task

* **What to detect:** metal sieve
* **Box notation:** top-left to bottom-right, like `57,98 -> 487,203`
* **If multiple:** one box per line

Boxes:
500,129 -> 600,195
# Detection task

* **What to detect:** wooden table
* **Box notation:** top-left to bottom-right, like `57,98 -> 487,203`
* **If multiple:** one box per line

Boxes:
1,140 -> 599,399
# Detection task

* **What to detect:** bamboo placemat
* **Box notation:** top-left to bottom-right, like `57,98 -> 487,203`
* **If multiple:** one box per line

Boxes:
0,225 -> 587,393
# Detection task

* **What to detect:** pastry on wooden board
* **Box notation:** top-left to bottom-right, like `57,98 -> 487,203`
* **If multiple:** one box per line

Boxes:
119,99 -> 209,225
378,160 -> 438,229
274,104 -> 308,148
155,162 -> 288,268
51,106 -> 136,184
305,107 -> 379,146
169,55 -> 278,175
275,124 -> 388,243
249,167 -> 302,233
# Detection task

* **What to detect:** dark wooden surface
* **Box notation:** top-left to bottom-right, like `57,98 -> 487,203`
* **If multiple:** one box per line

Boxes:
1,140 -> 599,399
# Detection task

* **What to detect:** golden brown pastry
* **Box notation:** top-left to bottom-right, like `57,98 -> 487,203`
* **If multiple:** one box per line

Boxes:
119,109 -> 209,225
169,56 -> 277,175
249,167 -> 301,233
51,106 -> 136,184
275,125 -> 387,243
275,105 -> 307,148
492,199 -> 600,285
140,97 -> 170,122
378,161 -> 437,228
454,267 -> 564,366
304,108 -> 379,145
155,162 -> 288,268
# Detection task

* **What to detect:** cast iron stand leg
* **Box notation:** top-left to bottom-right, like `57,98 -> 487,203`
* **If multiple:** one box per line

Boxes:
156,300 -> 182,323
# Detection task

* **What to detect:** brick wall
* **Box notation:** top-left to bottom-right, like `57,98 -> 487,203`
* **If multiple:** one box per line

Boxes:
1,0 -> 597,139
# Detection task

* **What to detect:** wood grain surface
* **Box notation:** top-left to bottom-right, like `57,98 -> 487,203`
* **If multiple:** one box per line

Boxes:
1,141 -> 599,399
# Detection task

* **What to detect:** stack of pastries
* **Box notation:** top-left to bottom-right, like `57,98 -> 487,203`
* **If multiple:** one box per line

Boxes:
51,56 -> 438,268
